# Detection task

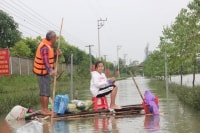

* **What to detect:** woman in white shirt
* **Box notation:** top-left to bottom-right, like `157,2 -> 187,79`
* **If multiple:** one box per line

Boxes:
90,61 -> 121,109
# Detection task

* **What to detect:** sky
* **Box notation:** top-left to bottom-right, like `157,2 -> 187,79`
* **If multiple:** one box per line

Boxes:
0,0 -> 192,64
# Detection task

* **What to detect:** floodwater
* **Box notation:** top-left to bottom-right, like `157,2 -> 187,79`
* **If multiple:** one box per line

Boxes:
171,74 -> 200,87
1,77 -> 200,133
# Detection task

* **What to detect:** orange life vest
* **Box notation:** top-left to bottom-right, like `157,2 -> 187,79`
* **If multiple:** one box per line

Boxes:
33,39 -> 54,75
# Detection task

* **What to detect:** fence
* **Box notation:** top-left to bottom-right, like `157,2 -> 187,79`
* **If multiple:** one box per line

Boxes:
9,56 -> 69,75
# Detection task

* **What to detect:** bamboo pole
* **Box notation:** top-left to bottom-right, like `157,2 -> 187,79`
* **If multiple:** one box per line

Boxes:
51,18 -> 64,118
129,71 -> 145,103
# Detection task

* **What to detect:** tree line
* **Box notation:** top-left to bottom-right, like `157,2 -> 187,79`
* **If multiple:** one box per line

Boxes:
0,9 -> 143,77
144,0 -> 200,87
0,10 -> 118,77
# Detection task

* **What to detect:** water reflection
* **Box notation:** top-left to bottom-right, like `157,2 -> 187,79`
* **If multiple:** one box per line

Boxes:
3,119 -> 27,133
92,117 -> 119,133
1,77 -> 200,133
93,117 -> 109,132
53,120 -> 69,133
0,120 -> 10,133
110,117 -> 119,133
39,117 -> 121,133
144,115 -> 160,132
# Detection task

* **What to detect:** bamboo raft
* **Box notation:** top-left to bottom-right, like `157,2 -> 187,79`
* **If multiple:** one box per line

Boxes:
27,104 -> 144,121
26,73 -> 147,121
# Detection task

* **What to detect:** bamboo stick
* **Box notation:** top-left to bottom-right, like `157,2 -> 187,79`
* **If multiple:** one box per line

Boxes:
129,71 -> 145,103
51,18 -> 64,119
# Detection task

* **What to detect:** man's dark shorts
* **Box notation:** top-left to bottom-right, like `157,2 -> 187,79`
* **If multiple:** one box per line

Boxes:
37,74 -> 50,97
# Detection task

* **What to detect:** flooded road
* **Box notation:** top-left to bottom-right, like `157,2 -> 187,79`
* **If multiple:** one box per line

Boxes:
1,77 -> 200,133
171,74 -> 200,87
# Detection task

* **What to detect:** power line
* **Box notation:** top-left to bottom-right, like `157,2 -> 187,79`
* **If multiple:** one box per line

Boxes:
16,0 -> 60,31
6,0 -> 92,47
0,0 -> 95,52
0,6 -> 43,36
0,5 -> 46,34
0,0 -> 55,32
18,23 -> 43,36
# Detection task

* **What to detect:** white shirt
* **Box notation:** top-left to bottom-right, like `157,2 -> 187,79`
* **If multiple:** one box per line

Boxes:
90,71 -> 109,97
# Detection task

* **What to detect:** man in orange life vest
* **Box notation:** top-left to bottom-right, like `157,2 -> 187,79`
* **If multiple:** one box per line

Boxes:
33,31 -> 61,115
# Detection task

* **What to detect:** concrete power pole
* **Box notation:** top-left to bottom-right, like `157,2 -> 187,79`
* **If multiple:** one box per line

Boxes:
144,43 -> 149,59
104,55 -> 107,71
165,51 -> 169,100
97,18 -> 107,60
124,54 -> 127,73
70,52 -> 73,100
117,45 -> 121,78
86,45 -> 94,71
124,54 -> 127,65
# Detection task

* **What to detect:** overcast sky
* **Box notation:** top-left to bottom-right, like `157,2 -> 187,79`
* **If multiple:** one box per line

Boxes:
1,0 -> 192,63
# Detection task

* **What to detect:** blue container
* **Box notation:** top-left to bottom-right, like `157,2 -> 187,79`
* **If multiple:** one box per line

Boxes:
54,94 -> 69,115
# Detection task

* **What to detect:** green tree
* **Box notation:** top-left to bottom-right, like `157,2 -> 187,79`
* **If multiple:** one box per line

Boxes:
145,2 -> 200,86
159,9 -> 193,85
128,60 -> 143,76
23,37 -> 41,58
11,40 -> 31,57
0,10 -> 21,48
187,0 -> 200,86
144,50 -> 164,78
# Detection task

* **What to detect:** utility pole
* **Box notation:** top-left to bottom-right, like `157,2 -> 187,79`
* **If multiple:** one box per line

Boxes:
97,18 -> 107,60
117,45 -> 121,78
70,52 -> 74,100
165,50 -> 169,100
114,61 -> 116,74
124,54 -> 127,73
144,43 -> 149,59
85,45 -> 94,71
103,55 -> 107,71
123,54 -> 127,66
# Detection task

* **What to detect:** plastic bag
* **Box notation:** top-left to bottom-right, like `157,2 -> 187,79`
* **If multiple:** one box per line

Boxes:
5,105 -> 28,121
54,94 -> 69,115
15,121 -> 43,133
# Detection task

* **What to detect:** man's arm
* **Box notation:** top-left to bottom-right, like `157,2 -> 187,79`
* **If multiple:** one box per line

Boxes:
40,46 -> 53,74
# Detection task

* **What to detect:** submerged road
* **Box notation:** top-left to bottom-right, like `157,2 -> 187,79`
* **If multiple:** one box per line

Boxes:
1,77 -> 200,133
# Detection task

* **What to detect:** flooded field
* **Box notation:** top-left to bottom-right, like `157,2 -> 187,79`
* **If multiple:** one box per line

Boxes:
1,77 -> 200,133
171,74 -> 200,87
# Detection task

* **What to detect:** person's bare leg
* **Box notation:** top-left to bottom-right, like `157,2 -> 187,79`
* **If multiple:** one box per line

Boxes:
110,87 -> 117,107
110,87 -> 121,109
40,96 -> 45,110
40,96 -> 51,115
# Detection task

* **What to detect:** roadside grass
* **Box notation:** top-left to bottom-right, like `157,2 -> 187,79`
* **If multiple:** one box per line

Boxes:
148,79 -> 200,110
0,74 -> 90,115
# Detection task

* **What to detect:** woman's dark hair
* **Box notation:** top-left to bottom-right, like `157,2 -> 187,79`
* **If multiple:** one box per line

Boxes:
95,61 -> 104,69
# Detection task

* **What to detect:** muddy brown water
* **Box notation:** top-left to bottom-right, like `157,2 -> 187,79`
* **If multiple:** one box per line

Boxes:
0,77 -> 200,133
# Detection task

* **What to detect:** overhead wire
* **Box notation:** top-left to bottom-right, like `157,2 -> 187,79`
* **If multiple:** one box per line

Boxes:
1,0 -> 95,52
86,0 -> 115,58
0,1 -> 46,36
15,0 -> 93,48
0,5 -> 43,36
0,0 -> 54,33
17,0 -> 60,31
